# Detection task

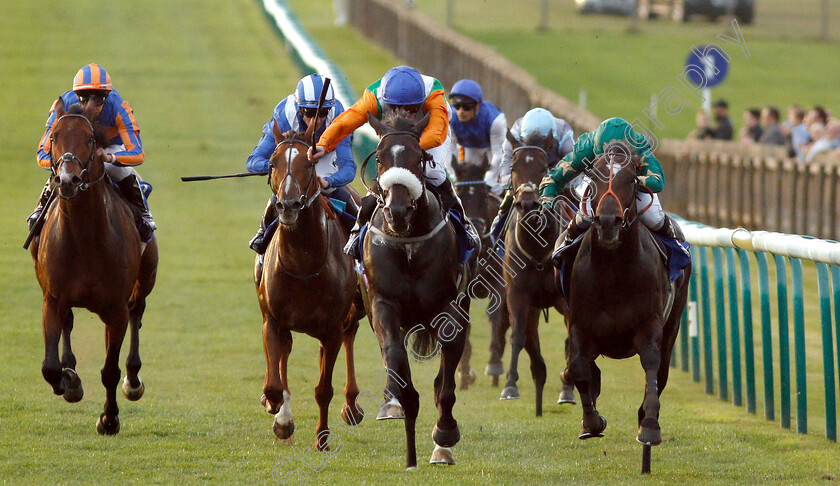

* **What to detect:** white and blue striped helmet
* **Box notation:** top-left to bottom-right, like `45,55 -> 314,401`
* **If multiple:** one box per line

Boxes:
295,74 -> 335,108
519,108 -> 556,140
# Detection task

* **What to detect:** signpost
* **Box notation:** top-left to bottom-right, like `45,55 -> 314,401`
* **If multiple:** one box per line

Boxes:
684,45 -> 729,112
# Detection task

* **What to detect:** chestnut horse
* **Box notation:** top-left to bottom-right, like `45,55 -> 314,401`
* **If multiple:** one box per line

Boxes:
30,102 -> 158,435
560,142 -> 690,473
256,121 -> 364,450
498,129 -> 575,416
452,155 -> 508,388
360,112 -> 468,469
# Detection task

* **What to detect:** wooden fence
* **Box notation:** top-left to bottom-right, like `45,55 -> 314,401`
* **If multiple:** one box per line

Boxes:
347,0 -> 840,240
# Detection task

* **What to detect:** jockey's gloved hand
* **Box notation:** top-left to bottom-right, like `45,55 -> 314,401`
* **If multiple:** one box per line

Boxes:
540,196 -> 555,211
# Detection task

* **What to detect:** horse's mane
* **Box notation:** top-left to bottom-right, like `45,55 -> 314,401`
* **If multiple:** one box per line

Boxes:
379,111 -> 419,134
279,129 -> 308,144
520,130 -> 553,149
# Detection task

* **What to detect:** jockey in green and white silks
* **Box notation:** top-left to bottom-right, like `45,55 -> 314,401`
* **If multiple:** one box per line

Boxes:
538,116 -> 679,257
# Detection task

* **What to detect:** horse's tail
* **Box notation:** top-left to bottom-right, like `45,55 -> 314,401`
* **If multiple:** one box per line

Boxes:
409,327 -> 438,359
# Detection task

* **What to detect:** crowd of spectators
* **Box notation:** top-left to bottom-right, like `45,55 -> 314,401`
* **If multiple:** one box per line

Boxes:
687,100 -> 840,163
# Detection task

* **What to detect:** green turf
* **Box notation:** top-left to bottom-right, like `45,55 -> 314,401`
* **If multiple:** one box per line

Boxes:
0,0 -> 838,484
401,0 -> 840,139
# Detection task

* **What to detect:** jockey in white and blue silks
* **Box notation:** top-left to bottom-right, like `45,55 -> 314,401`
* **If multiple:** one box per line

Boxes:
488,107 -> 575,245
245,74 -> 357,253
446,79 -> 507,196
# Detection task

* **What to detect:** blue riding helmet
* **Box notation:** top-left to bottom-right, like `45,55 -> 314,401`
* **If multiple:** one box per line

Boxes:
381,66 -> 425,106
519,108 -> 556,140
295,74 -> 336,108
450,79 -> 483,104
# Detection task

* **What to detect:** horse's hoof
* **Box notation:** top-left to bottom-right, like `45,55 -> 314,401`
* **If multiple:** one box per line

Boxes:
459,369 -> 477,390
636,417 -> 662,446
579,414 -> 607,440
122,376 -> 145,401
314,436 -> 331,451
273,417 -> 295,440
341,402 -> 364,426
261,394 -> 279,414
557,384 -> 576,405
429,445 -> 455,465
484,362 -> 504,376
499,386 -> 520,400
432,423 -> 460,448
376,398 -> 404,420
96,414 -> 120,436
62,369 -> 84,403
406,466 -> 419,471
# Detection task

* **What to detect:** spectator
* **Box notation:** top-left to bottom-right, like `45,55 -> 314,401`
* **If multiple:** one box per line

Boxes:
805,104 -> 829,130
758,106 -> 786,146
710,99 -> 733,140
738,108 -> 763,144
781,105 -> 810,161
687,110 -> 713,140
805,121 -> 840,163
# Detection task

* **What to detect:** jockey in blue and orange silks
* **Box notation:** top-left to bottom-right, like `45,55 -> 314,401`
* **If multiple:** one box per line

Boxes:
245,74 -> 357,254
31,63 -> 155,242
309,65 -> 480,260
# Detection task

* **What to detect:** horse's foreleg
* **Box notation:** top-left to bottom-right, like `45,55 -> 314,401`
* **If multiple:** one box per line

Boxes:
637,344 -> 663,446
341,319 -> 363,426
97,307 -> 129,435
59,310 -> 84,403
263,316 -> 294,439
41,296 -> 68,396
570,334 -> 606,439
432,308 -> 466,456
457,322 -> 474,390
501,289 -> 530,400
314,335 -> 342,451
523,308 -> 546,417
485,301 -> 505,384
558,333 -> 577,405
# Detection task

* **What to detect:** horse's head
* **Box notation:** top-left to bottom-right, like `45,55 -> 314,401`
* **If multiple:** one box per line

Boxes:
49,102 -> 105,200
588,141 -> 642,248
368,111 -> 430,234
507,128 -> 552,215
268,120 -> 319,225
452,152 -> 491,238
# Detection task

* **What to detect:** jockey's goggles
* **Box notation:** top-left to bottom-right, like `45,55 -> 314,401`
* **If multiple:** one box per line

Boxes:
386,102 -> 423,115
300,107 -> 330,118
77,90 -> 109,106
451,101 -> 477,112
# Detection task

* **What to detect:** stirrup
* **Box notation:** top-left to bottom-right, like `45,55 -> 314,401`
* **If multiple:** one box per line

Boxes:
344,230 -> 361,259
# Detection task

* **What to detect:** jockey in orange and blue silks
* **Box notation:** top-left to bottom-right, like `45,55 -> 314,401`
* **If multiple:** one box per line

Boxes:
310,65 -> 480,261
31,63 -> 156,242
446,79 -> 508,196
245,74 -> 357,253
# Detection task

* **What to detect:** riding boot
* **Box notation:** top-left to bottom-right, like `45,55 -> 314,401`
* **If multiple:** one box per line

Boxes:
27,179 -> 53,231
249,195 -> 278,254
343,195 -> 378,260
551,215 -> 589,267
116,174 -> 156,242
488,190 -> 514,247
651,214 -> 680,241
434,179 -> 481,252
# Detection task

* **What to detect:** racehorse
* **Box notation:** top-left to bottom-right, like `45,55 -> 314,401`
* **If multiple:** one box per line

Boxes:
452,154 -> 507,389
560,142 -> 690,473
256,121 -> 364,450
30,102 -> 158,435
360,111 -> 468,469
498,129 -> 575,416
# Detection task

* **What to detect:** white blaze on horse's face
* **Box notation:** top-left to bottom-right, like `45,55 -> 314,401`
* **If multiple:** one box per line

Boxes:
283,147 -> 300,194
390,144 -> 405,164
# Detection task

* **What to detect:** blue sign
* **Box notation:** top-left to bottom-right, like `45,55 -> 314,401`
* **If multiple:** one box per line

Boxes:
684,45 -> 730,88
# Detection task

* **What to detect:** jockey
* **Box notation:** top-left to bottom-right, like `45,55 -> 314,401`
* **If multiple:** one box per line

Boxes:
487,107 -> 574,245
245,74 -> 357,254
310,65 -> 480,259
32,63 -> 155,242
539,116 -> 680,260
446,79 -> 507,196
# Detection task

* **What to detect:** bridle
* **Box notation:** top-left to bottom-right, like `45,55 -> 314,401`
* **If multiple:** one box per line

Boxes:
590,151 -> 653,229
269,138 -> 321,210
510,144 -> 556,270
360,130 -> 431,207
50,113 -> 106,198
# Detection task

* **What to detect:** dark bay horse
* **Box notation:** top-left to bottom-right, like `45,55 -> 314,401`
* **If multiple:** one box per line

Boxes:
560,143 -> 690,473
452,155 -> 507,389
30,102 -> 158,435
256,121 -> 364,450
361,112 -> 468,469
499,130 -> 575,416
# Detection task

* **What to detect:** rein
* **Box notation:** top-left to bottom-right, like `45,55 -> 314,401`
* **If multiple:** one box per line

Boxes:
361,129 -> 430,203
593,152 -> 646,229
508,144 -> 555,270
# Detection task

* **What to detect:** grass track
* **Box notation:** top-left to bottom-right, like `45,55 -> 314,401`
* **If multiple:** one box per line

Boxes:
0,1 -> 838,484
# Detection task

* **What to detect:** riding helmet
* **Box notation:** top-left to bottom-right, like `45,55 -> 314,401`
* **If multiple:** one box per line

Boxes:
519,108 -> 556,140
449,79 -> 483,104
295,74 -> 336,108
381,66 -> 426,106
72,63 -> 112,92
